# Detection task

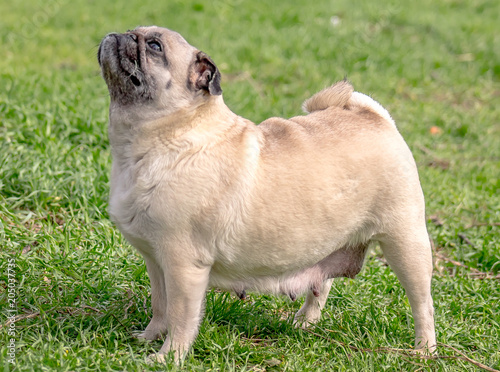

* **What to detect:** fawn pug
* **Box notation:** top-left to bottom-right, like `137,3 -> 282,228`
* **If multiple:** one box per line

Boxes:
98,26 -> 436,362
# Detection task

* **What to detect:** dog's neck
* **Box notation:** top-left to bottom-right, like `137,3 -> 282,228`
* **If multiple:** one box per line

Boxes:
108,95 -> 244,164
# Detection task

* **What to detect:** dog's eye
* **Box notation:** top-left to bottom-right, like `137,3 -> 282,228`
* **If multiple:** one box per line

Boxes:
148,41 -> 162,52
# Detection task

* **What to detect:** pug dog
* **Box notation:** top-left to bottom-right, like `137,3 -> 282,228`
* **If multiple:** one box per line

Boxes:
98,26 -> 436,362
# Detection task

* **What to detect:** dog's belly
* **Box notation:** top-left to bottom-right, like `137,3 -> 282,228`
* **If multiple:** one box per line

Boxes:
209,243 -> 369,298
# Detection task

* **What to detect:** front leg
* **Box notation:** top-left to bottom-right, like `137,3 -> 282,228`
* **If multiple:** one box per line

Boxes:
135,255 -> 168,340
154,260 -> 211,363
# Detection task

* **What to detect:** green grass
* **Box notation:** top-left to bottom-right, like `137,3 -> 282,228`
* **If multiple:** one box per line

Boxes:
1,0 -> 499,370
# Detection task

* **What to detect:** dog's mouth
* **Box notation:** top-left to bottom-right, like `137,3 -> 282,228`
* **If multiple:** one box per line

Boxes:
98,32 -> 154,103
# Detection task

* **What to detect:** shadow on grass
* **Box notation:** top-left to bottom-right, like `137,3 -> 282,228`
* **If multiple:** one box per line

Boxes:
204,290 -> 298,339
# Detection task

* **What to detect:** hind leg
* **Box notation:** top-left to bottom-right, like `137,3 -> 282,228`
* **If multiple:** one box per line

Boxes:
293,243 -> 369,327
293,279 -> 333,327
379,227 -> 436,352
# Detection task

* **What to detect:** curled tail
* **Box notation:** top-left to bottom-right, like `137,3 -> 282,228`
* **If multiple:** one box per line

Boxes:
302,80 -> 353,113
302,80 -> 396,128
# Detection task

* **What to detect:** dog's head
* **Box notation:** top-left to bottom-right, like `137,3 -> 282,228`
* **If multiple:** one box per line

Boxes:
98,26 -> 221,121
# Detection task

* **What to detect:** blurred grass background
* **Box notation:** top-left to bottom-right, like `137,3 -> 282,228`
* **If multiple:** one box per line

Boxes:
1,0 -> 499,370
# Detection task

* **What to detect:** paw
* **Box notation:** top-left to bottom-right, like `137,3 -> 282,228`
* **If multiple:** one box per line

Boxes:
414,344 -> 437,355
147,349 -> 185,365
133,329 -> 164,341
293,308 -> 321,329
146,352 -> 168,365
133,319 -> 168,340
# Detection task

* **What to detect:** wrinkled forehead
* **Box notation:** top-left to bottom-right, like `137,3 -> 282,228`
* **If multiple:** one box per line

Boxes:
133,26 -> 193,48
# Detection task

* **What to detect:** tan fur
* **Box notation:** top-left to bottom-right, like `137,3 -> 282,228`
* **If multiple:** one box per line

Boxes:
302,79 -> 353,113
98,26 -> 436,363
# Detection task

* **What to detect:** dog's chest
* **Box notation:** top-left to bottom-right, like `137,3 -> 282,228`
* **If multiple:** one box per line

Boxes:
108,149 -> 227,246
108,162 -> 154,244
108,146 -> 182,238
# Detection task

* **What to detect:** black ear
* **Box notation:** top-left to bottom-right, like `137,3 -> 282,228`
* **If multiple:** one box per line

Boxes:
193,51 -> 222,95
